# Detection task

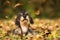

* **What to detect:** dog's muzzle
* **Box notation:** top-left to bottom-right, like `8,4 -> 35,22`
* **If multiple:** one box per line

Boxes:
23,20 -> 28,25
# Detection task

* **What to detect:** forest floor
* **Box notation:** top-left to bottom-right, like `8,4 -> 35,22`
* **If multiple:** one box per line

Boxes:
0,17 -> 60,40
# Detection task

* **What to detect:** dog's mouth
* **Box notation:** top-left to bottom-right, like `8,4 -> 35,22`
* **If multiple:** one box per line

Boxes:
23,20 -> 28,25
24,21 -> 27,25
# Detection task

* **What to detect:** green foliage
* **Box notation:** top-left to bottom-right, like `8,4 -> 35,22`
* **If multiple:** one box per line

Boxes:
0,0 -> 60,19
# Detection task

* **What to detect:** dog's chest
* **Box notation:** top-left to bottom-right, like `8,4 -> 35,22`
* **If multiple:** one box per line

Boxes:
21,26 -> 28,33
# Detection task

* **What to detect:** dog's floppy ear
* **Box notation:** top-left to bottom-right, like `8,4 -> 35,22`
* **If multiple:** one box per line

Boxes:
25,12 -> 34,24
15,13 -> 21,27
29,16 -> 34,24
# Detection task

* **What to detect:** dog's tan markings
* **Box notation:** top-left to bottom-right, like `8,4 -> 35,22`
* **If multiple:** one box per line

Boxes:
26,16 -> 30,24
20,16 -> 24,22
26,16 -> 29,20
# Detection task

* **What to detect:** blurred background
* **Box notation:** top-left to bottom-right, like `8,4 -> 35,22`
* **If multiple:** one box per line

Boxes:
0,0 -> 60,40
0,0 -> 60,19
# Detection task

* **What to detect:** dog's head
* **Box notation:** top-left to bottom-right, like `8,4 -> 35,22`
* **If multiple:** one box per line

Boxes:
15,11 -> 34,27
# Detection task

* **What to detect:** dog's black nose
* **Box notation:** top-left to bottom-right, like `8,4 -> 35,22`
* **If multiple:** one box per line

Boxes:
23,15 -> 27,20
24,18 -> 27,20
24,15 -> 26,18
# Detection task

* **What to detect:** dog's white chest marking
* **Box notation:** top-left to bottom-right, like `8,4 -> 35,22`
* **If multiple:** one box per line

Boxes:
21,26 -> 28,33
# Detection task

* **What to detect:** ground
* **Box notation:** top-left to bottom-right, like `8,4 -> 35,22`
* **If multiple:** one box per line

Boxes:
0,17 -> 60,40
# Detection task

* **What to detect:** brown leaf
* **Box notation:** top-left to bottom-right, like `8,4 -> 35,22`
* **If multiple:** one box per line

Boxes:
14,3 -> 23,8
35,9 -> 41,15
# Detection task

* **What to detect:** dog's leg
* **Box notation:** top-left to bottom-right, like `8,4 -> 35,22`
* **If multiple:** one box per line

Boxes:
28,27 -> 34,35
20,28 -> 23,39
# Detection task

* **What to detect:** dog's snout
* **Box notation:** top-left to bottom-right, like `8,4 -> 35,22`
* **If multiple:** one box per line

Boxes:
24,19 -> 28,22
23,20 -> 28,25
23,19 -> 28,21
24,18 -> 27,20
24,15 -> 26,18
